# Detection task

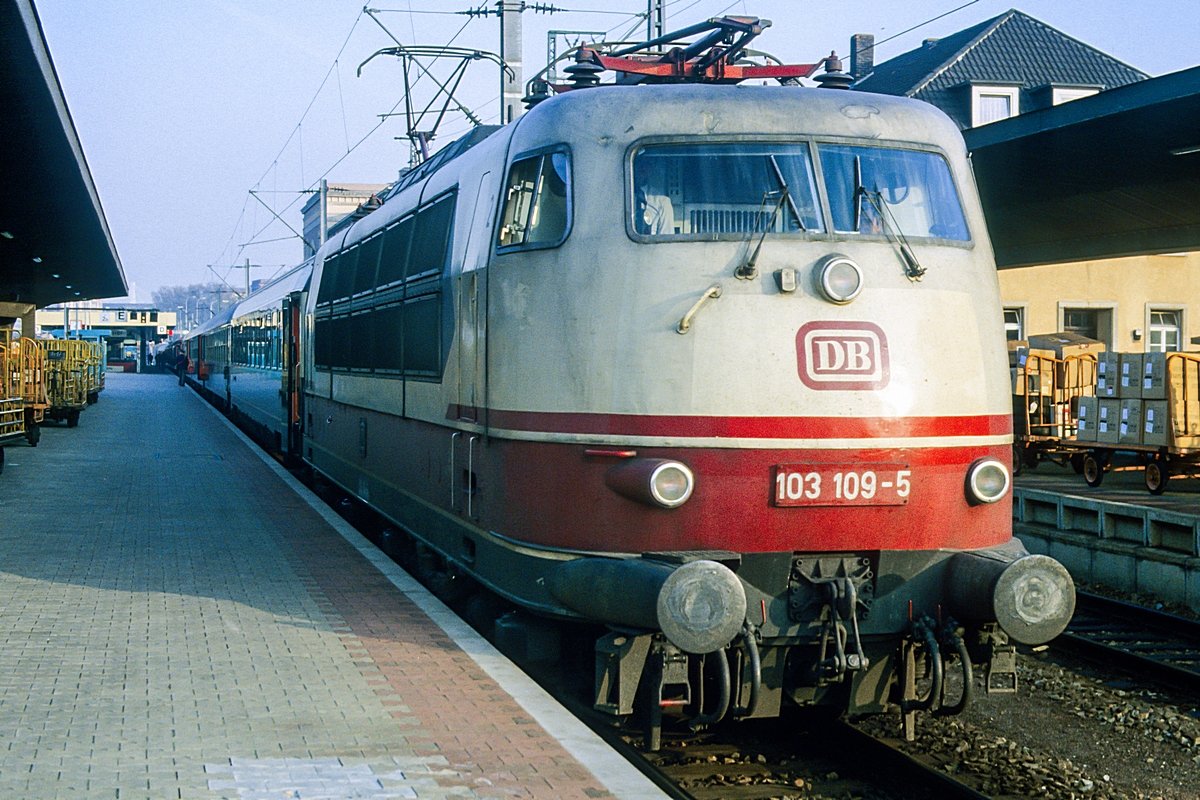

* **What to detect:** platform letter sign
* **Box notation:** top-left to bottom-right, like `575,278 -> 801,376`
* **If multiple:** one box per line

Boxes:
796,321 -> 890,390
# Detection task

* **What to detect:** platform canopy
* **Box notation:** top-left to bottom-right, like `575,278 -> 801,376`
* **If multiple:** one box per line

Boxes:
965,65 -> 1200,269
0,0 -> 126,307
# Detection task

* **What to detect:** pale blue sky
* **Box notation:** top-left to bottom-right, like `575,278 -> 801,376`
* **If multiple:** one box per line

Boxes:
35,0 -> 1200,299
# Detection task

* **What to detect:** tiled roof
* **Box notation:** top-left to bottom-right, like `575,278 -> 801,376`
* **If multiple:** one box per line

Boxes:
854,9 -> 1149,128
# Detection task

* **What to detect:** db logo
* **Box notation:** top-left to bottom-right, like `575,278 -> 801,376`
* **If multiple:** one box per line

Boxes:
796,321 -> 890,391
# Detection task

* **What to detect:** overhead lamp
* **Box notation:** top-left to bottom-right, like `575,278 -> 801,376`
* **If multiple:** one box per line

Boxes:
1,231 -> 12,239
65,284 -> 71,289
51,273 -> 60,279
32,256 -> 41,263
1170,144 -> 1200,156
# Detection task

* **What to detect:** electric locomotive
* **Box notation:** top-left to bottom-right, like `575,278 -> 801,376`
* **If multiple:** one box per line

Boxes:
179,18 -> 1075,742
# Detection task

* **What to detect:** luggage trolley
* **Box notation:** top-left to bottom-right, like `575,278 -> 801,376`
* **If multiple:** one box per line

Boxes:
1070,352 -> 1200,494
1011,351 -> 1098,476
0,328 -> 28,473
43,339 -> 89,427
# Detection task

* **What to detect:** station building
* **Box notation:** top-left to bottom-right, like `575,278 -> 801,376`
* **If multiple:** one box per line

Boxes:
35,304 -> 177,370
300,182 -> 391,259
850,9 -> 1200,352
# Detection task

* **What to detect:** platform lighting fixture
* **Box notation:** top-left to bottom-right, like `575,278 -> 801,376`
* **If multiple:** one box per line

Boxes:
0,231 -> 12,239
51,273 -> 59,279
32,256 -> 41,262
1170,144 -> 1200,156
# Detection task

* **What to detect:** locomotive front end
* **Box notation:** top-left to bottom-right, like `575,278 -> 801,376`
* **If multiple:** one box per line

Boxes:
484,83 -> 1075,738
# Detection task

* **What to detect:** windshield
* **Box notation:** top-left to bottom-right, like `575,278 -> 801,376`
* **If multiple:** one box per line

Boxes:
631,143 -> 824,237
819,145 -> 970,240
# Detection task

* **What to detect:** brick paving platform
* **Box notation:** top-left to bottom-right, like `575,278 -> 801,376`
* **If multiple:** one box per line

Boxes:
0,373 -> 666,800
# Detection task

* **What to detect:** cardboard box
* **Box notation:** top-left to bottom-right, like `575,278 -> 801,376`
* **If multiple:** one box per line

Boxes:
1009,348 -> 1054,396
1012,395 -> 1054,435
1097,399 -> 1121,444
1143,400 -> 1169,447
1119,398 -> 1143,445
1075,396 -> 1098,442
1142,352 -> 1167,400
1096,352 -> 1120,398
1119,353 -> 1144,398
1167,358 -> 1200,447
1011,368 -> 1041,396
1027,332 -> 1106,360
1007,339 -> 1028,367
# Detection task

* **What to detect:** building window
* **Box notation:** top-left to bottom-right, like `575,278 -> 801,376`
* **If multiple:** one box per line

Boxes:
1063,308 -> 1098,340
971,85 -> 1020,127
1148,310 -> 1181,352
1003,307 -> 1024,341
1052,87 -> 1099,105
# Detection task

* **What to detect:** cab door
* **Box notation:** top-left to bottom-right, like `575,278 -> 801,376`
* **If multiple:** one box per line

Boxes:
450,171 -> 497,521
456,170 -> 496,423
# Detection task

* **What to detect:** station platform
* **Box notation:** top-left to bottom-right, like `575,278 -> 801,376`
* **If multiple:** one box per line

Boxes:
1014,467 -> 1200,614
0,373 -> 667,800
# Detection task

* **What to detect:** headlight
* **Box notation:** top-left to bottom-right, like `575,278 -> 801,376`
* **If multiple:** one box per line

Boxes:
966,458 -> 1010,505
813,254 -> 863,304
606,458 -> 695,509
649,461 -> 694,508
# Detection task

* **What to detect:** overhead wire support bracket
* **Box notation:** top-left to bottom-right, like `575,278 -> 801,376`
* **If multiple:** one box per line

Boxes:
247,190 -> 306,243
362,8 -> 512,163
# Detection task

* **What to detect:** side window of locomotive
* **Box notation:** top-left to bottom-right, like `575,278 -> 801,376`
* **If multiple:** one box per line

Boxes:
497,151 -> 570,250
630,143 -> 823,238
376,215 -> 414,289
403,192 -> 456,377
818,145 -> 970,240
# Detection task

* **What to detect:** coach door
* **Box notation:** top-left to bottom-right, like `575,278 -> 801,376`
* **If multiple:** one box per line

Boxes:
282,294 -> 303,458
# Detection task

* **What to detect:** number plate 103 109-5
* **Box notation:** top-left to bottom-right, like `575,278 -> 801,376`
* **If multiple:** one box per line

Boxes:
773,464 -> 911,507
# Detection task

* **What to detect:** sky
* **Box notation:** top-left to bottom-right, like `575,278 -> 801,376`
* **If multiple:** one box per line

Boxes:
34,0 -> 1200,302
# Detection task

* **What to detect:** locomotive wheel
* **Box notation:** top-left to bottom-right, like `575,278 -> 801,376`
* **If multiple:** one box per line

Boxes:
1083,454 -> 1104,488
1146,460 -> 1170,495
1070,453 -> 1086,474
1012,444 -> 1025,477
66,410 -> 80,428
25,425 -> 40,447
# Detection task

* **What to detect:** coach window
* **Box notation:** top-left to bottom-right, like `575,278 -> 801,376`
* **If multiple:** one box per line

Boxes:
630,143 -> 823,239
497,150 -> 570,250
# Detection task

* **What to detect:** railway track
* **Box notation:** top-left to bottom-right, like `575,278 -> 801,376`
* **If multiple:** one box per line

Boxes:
1057,591 -> 1200,694
548,690 -> 993,800
307,475 -> 992,800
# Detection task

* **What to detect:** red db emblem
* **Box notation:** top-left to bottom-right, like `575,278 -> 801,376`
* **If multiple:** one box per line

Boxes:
796,321 -> 890,391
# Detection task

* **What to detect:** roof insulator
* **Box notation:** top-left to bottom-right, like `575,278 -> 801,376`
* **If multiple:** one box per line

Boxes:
523,79 -> 552,109
564,51 -> 604,88
814,51 -> 854,90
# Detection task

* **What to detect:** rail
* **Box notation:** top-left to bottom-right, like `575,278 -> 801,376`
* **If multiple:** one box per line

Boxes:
1057,591 -> 1200,695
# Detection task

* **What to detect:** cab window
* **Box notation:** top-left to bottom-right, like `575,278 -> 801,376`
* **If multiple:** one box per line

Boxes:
630,143 -> 824,238
498,151 -> 570,250
819,145 -> 970,240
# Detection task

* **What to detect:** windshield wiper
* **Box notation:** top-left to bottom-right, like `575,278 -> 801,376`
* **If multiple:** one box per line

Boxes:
768,155 -> 805,232
853,155 -> 925,280
735,187 -> 788,279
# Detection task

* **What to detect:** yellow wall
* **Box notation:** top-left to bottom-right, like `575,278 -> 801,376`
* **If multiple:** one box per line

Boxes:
997,253 -> 1200,352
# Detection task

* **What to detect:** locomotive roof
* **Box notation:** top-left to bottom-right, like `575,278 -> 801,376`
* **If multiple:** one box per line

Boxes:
510,84 -> 967,156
